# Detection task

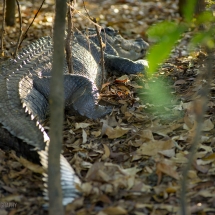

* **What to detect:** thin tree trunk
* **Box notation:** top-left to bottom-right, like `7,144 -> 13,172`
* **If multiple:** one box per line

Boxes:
1,0 -> 6,56
6,0 -> 15,26
195,0 -> 206,14
178,0 -> 205,17
48,0 -> 67,214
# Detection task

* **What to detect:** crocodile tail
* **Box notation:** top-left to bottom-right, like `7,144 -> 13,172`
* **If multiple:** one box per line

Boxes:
39,150 -> 81,207
0,124 -> 81,206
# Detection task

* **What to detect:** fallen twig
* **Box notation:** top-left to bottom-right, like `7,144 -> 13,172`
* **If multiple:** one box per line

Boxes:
82,0 -> 105,87
68,4 -> 100,28
93,19 -> 105,87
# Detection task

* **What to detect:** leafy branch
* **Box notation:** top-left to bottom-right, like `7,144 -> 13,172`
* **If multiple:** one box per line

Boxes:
144,0 -> 214,214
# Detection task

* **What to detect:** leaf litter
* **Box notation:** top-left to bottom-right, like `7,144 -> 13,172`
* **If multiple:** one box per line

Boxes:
1,0 -> 215,214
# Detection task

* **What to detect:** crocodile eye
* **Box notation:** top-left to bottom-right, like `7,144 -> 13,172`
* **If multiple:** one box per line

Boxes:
135,37 -> 143,42
106,27 -> 114,32
141,49 -> 146,54
105,27 -> 118,36
106,27 -> 111,30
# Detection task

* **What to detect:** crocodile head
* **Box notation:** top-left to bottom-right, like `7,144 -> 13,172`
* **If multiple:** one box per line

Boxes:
103,27 -> 149,61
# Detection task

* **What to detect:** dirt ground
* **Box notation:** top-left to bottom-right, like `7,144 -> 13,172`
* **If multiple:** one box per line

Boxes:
0,0 -> 215,215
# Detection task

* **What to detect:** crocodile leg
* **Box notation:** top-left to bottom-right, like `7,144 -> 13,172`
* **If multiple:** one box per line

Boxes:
33,74 -> 112,119
104,53 -> 148,75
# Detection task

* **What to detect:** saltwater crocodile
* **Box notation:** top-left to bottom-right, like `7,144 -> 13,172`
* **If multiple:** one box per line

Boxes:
0,27 -> 149,206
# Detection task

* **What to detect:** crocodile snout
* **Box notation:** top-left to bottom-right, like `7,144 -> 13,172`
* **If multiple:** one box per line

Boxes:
112,35 -> 149,61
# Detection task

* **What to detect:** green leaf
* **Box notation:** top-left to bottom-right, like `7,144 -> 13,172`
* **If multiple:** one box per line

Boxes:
195,11 -> 215,25
147,21 -> 179,42
190,29 -> 215,49
146,25 -> 185,75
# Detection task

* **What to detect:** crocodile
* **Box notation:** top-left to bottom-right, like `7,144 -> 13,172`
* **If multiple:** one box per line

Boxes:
0,27 -> 149,206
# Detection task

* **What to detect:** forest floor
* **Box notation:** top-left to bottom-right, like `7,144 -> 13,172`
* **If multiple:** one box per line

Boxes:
0,0 -> 215,215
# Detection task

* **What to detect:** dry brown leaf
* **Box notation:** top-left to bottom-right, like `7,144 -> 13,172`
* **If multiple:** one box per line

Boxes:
127,82 -> 143,89
105,126 -> 130,139
202,153 -> 215,161
165,186 -> 179,193
75,122 -> 92,129
65,197 -> 84,214
117,85 -> 131,94
190,203 -> 206,214
135,203 -> 179,213
1,194 -> 23,202
85,162 -> 110,182
193,160 -> 209,173
197,190 -> 214,198
69,129 -> 75,134
12,152 -> 43,174
139,129 -> 154,141
187,170 -> 199,179
101,82 -> 111,90
102,206 -> 127,215
91,130 -> 101,137
121,104 -> 128,114
115,75 -> 129,83
151,123 -> 182,136
171,152 -> 188,164
199,144 -> 212,153
80,182 -> 93,195
129,111 -> 147,119
158,149 -> 175,158
82,129 -> 87,144
136,139 -> 174,156
107,114 -> 118,127
1,185 -> 17,193
202,118 -> 214,131
97,211 -> 107,215
9,168 -> 27,179
156,162 -> 179,180
124,111 -> 132,120
183,113 -> 195,130
182,101 -> 194,112
101,144 -> 111,160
